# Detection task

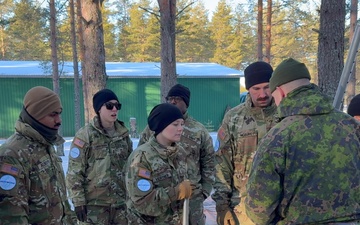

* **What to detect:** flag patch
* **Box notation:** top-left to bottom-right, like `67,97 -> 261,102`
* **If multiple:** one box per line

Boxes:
73,138 -> 85,148
218,127 -> 226,140
0,163 -> 19,176
138,168 -> 151,179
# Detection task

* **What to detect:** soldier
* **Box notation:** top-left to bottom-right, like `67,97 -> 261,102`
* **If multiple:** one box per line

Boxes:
245,58 -> 360,224
212,61 -> 277,225
66,89 -> 133,225
347,93 -> 360,121
125,103 -> 196,224
138,84 -> 214,225
0,86 -> 73,224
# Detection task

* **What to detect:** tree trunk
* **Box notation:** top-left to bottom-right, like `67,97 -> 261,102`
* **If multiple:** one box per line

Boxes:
345,0 -> 358,106
80,0 -> 107,121
157,0 -> 177,101
50,0 -> 64,155
70,0 -> 81,131
265,0 -> 272,63
317,0 -> 345,98
257,0 -> 263,61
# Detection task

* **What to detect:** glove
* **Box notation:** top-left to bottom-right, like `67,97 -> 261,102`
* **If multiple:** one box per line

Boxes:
175,179 -> 195,200
217,208 -> 237,225
75,205 -> 87,222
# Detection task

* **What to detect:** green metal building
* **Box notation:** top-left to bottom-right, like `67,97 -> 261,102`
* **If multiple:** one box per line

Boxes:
0,61 -> 243,138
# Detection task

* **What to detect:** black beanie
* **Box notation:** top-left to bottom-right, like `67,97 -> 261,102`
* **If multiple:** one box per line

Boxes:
93,89 -> 120,113
348,94 -> 360,117
167,84 -> 191,107
244,61 -> 273,89
148,103 -> 184,136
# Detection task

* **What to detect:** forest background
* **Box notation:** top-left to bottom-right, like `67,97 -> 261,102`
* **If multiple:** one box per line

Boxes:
0,0 -> 359,116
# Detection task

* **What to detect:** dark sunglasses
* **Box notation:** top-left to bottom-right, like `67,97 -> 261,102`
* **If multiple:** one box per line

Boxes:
104,102 -> 121,110
165,96 -> 183,103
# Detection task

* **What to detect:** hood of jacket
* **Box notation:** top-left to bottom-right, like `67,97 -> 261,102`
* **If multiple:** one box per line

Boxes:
277,84 -> 334,119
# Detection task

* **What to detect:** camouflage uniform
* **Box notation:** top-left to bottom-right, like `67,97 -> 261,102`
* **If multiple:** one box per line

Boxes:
0,120 -> 73,225
138,112 -> 215,225
66,116 -> 133,225
245,84 -> 360,224
126,136 -> 195,225
212,94 -> 278,225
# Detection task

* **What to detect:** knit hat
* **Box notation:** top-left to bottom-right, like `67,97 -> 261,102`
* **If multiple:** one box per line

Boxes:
348,94 -> 360,116
93,89 -> 120,113
148,103 -> 184,136
244,61 -> 273,89
23,86 -> 62,121
167,84 -> 191,107
270,58 -> 311,93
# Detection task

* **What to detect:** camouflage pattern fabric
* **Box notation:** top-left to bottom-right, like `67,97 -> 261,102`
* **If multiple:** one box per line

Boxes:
125,136 -> 196,225
138,112 -> 215,225
66,116 -> 133,224
212,93 -> 278,225
0,120 -> 74,224
77,205 -> 127,225
245,84 -> 360,224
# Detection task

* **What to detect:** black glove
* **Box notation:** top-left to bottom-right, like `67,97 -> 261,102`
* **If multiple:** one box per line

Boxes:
75,205 -> 87,222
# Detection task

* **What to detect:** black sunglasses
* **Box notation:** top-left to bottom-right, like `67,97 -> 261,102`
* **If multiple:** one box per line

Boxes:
104,102 -> 121,110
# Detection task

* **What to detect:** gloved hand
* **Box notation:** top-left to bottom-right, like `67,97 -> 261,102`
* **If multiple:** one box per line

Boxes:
175,179 -> 195,200
75,205 -> 87,222
217,208 -> 238,225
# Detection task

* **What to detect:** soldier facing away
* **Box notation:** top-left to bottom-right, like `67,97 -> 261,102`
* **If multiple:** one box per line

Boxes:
66,89 -> 133,225
245,58 -> 360,224
125,103 -> 195,224
212,61 -> 278,225
138,84 -> 215,225
0,86 -> 74,224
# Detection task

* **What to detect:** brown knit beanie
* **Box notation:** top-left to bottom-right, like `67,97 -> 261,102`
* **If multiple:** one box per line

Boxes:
23,86 -> 62,120
269,58 -> 311,93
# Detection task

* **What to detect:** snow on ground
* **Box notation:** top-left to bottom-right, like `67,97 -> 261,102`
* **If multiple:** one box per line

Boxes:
0,133 -> 218,225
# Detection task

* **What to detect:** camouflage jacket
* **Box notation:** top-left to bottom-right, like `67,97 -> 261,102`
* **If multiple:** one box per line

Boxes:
212,94 -> 278,210
66,116 -> 133,207
138,111 -> 214,198
0,120 -> 73,225
245,84 -> 360,224
125,136 -> 195,225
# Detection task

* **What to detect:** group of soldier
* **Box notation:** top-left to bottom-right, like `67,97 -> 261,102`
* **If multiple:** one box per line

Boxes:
0,57 -> 359,225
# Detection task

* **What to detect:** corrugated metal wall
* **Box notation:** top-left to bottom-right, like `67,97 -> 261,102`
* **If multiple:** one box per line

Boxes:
0,76 -> 240,138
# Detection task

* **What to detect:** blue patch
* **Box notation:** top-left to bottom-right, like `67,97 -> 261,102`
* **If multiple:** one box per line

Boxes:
137,179 -> 151,192
70,147 -> 80,158
0,174 -> 16,190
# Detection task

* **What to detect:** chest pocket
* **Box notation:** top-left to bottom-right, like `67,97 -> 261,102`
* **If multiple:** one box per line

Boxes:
109,138 -> 130,162
233,130 -> 258,194
181,132 -> 201,161
152,166 -> 173,187
30,156 -> 55,198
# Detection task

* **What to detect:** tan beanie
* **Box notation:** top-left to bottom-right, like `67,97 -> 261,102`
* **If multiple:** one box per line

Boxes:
23,86 -> 62,120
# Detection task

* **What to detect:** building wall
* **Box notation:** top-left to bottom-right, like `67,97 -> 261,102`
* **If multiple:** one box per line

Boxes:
0,77 -> 240,138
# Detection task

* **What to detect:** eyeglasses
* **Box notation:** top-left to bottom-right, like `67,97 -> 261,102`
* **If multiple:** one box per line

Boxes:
166,96 -> 183,103
104,102 -> 121,110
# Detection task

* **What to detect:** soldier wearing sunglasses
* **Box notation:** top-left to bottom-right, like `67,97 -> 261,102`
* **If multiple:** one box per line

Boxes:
66,89 -> 133,225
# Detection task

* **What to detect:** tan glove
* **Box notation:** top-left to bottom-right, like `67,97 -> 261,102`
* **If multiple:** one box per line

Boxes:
217,208 -> 238,225
175,180 -> 194,200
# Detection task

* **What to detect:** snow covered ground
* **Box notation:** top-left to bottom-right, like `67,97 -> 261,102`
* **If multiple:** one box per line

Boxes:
0,133 -> 218,225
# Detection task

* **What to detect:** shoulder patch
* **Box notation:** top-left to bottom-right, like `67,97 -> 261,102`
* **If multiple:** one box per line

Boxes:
138,168 -> 151,179
0,174 -> 16,190
73,138 -> 85,148
0,163 -> 20,176
217,127 -> 226,141
137,179 -> 152,192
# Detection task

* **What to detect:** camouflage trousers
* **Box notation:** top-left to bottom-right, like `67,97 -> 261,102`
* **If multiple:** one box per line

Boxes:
189,191 -> 206,225
233,199 -> 255,225
77,205 -> 127,225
